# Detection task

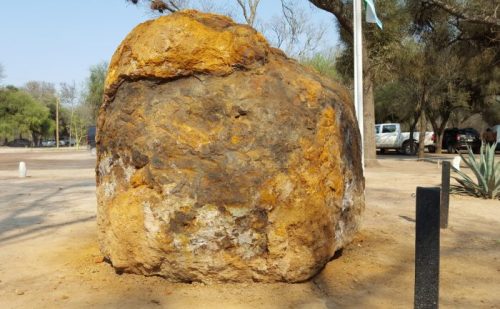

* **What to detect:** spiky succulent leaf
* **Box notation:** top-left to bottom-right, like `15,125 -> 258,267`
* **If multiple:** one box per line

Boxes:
451,142 -> 499,199
458,146 -> 487,190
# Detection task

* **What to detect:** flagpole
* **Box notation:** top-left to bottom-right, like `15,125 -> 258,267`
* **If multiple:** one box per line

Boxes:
354,0 -> 365,168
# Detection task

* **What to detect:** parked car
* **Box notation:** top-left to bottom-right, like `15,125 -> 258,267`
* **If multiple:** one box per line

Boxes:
6,139 -> 31,147
41,140 -> 56,147
41,139 -> 70,147
58,138 -> 75,147
64,138 -> 76,147
375,123 -> 434,155
440,128 -> 481,154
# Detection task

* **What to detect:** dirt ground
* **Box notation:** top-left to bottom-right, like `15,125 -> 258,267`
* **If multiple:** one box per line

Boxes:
0,148 -> 498,309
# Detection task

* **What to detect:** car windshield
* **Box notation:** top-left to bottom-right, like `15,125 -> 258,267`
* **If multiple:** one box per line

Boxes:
382,125 -> 396,133
459,128 -> 479,135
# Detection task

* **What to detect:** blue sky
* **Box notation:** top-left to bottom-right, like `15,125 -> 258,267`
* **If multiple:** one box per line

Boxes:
0,0 -> 339,88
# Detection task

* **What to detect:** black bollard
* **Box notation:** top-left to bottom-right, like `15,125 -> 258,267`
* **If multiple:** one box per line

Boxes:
440,161 -> 450,229
414,187 -> 440,309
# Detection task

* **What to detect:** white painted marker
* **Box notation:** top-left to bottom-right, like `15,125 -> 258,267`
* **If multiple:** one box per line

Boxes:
19,161 -> 27,178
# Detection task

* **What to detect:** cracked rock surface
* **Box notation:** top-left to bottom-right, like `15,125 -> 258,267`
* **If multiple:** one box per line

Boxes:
96,10 -> 364,283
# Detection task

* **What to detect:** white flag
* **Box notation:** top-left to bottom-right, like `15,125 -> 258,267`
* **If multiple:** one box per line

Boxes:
365,0 -> 383,29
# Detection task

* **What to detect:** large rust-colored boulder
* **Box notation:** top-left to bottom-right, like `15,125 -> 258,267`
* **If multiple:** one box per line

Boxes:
96,10 -> 364,283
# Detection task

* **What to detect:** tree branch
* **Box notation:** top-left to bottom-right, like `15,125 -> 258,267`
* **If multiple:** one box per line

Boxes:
235,0 -> 261,26
127,0 -> 181,13
425,0 -> 500,27
308,0 -> 353,35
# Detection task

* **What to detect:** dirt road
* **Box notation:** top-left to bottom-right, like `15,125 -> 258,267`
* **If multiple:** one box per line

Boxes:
0,149 -> 498,308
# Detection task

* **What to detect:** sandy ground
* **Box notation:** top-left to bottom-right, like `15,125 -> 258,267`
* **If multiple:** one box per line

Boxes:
0,148 -> 498,309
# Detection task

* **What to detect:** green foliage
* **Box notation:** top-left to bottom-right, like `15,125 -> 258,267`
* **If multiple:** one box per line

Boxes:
451,143 -> 500,199
82,62 -> 108,123
423,47 -> 473,139
482,97 -> 500,126
0,88 -> 53,144
320,0 -> 499,141
375,80 -> 416,125
408,0 -> 500,123
333,0 -> 413,85
23,80 -> 72,139
300,51 -> 339,81
71,106 -> 93,147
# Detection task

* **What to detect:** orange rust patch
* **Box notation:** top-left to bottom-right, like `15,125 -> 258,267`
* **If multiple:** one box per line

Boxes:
105,10 -> 270,97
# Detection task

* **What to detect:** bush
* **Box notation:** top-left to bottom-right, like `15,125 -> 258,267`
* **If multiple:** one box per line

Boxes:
451,143 -> 500,199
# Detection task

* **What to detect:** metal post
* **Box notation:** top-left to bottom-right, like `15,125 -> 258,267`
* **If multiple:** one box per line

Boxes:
353,0 -> 364,168
415,187 -> 440,309
440,161 -> 450,229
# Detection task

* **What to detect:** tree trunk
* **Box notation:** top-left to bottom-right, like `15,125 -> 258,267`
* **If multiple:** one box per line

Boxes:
409,126 -> 415,153
75,123 -> 80,150
435,133 -> 443,154
409,108 -> 422,154
362,43 -> 377,165
427,110 -> 451,155
32,132 -> 37,147
418,112 -> 427,159
69,96 -> 76,149
69,126 -> 72,148
428,120 -> 442,154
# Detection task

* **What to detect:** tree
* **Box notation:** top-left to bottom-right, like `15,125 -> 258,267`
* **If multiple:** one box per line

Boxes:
235,0 -> 260,26
424,49 -> 471,153
23,81 -> 70,140
409,0 -> 500,149
23,81 -> 56,106
375,80 -> 419,127
71,103 -> 93,148
419,0 -> 500,27
482,97 -> 500,126
308,0 -> 498,159
373,38 -> 431,157
82,62 -> 107,123
60,82 -> 78,147
0,87 -> 53,145
0,88 -> 18,143
263,0 -> 327,58
309,0 -> 414,163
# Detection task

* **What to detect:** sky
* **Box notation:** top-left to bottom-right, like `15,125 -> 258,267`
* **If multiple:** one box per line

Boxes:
0,0 -> 339,89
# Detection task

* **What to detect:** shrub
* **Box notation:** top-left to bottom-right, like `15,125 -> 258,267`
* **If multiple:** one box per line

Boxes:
451,143 -> 500,199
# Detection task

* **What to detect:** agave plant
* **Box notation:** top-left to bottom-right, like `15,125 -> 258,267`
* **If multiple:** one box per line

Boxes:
451,142 -> 500,199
